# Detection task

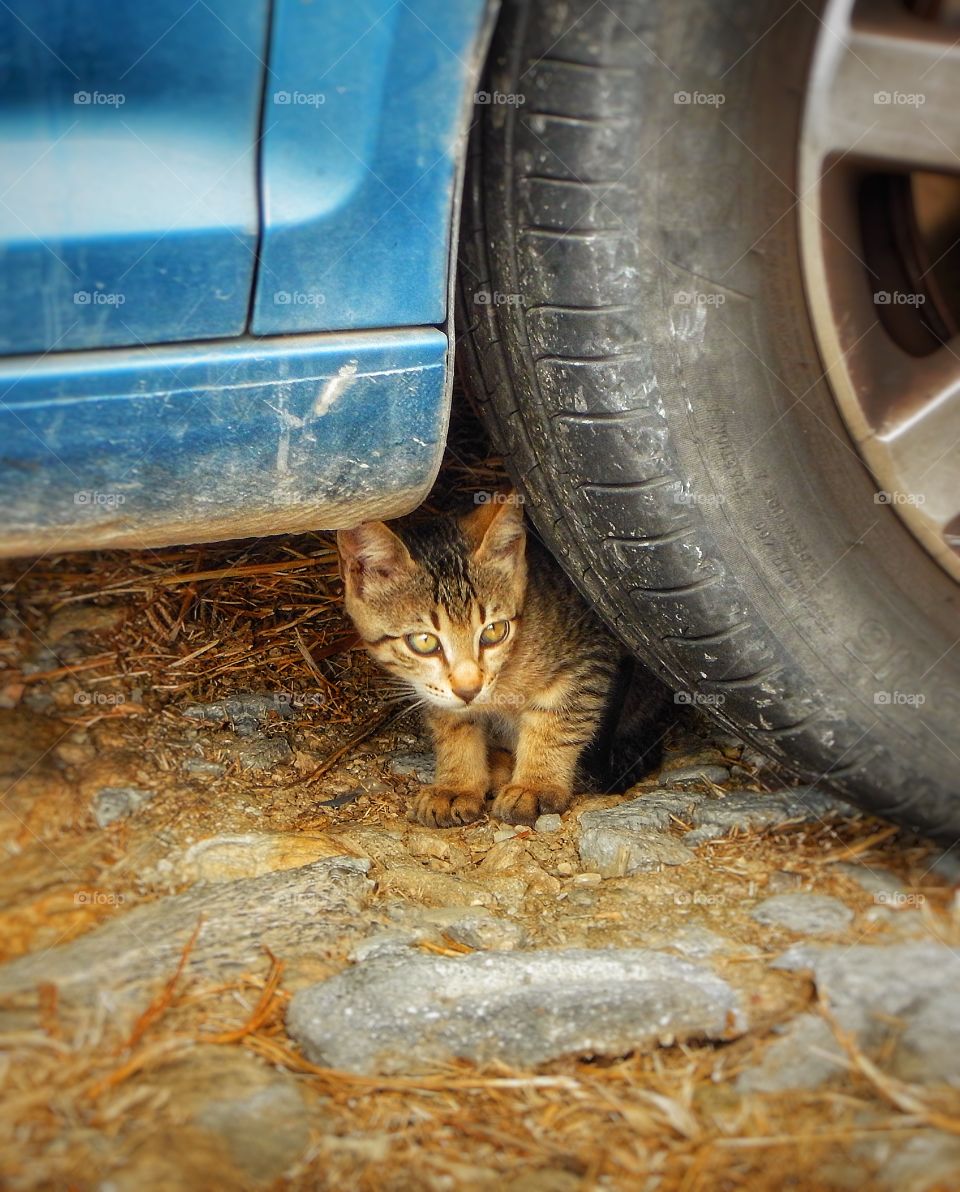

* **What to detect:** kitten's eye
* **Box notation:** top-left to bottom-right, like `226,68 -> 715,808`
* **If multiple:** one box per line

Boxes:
405,631 -> 441,656
480,620 -> 510,647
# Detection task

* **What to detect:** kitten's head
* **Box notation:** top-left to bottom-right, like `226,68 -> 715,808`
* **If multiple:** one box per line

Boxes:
338,496 -> 526,710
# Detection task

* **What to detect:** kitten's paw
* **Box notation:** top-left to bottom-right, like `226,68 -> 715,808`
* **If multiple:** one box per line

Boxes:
492,784 -> 572,825
411,786 -> 486,828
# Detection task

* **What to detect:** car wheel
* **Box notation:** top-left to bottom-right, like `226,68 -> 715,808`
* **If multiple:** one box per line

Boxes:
457,0 -> 960,842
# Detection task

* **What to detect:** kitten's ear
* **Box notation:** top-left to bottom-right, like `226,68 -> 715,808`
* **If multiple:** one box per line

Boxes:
463,493 -> 525,565
337,522 -> 414,596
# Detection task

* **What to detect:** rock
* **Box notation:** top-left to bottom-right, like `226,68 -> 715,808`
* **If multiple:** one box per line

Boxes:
350,929 -> 422,962
862,904 -> 929,937
930,849 -> 960,886
577,791 -> 699,877
0,856 -> 373,1024
54,738 -> 97,767
576,786 -> 847,878
535,814 -> 562,833
152,1047 -> 313,1182
869,1132 -> 960,1192
442,911 -> 529,952
493,826 -> 523,843
682,786 -> 847,845
182,757 -> 226,777
183,692 -> 296,736
227,736 -> 293,772
180,832 -> 358,882
766,870 -> 804,894
739,940 -> 960,1092
332,825 -> 407,865
737,1013 -> 842,1093
196,1083 -> 311,1181
405,826 -> 471,866
92,785 -> 156,828
577,827 -> 694,877
833,862 -> 909,901
664,925 -> 744,959
388,751 -> 434,783
379,904 -> 529,952
478,837 -> 529,874
751,893 -> 853,935
377,863 -> 498,910
288,947 -> 746,1074
660,764 -> 730,787
44,605 -> 123,642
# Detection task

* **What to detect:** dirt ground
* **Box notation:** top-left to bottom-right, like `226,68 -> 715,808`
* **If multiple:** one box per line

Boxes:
1,427 -> 959,1191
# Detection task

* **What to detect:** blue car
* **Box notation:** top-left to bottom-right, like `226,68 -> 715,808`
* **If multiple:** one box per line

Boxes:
2,0 -> 958,843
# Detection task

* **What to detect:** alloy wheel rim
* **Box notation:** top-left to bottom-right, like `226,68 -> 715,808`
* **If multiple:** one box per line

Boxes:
799,0 -> 960,582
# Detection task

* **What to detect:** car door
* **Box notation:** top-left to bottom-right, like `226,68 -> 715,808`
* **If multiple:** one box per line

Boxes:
0,0 -> 267,354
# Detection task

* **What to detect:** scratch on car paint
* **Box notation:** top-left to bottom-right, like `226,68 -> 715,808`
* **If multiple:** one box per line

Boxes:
268,390 -> 305,475
312,361 -> 358,418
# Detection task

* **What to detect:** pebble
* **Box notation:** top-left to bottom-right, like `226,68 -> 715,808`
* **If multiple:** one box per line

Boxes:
660,764 -> 730,787
493,826 -> 522,843
92,785 -> 156,829
443,911 -> 529,952
287,947 -> 746,1073
388,751 -> 435,783
535,813 -> 562,833
751,893 -> 853,935
229,737 -> 293,773
183,758 -> 226,777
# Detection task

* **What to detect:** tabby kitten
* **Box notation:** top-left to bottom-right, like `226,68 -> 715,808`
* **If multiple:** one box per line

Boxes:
338,495 -> 669,827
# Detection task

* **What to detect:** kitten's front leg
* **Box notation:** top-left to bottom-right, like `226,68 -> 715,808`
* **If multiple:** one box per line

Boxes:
412,710 -> 489,828
492,709 -> 589,825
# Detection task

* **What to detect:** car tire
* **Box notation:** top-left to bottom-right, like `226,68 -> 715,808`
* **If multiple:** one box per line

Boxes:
457,0 -> 960,843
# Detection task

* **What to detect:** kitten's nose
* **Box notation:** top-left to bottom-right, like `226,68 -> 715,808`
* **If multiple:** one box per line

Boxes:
450,662 -> 483,704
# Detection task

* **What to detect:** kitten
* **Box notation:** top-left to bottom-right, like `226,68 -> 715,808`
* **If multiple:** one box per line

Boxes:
337,495 -> 672,827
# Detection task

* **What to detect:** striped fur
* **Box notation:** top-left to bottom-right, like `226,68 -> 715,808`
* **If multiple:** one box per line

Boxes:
338,496 -> 668,827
